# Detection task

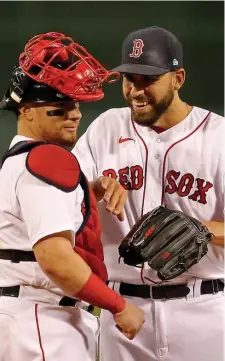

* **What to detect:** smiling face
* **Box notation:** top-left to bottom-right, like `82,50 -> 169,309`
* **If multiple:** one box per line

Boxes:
122,71 -> 183,127
18,101 -> 82,147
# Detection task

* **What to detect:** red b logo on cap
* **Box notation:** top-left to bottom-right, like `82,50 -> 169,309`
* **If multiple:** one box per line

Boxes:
129,39 -> 144,58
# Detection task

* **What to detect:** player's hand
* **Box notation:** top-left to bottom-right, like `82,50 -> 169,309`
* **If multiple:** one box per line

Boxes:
113,301 -> 145,340
90,176 -> 128,221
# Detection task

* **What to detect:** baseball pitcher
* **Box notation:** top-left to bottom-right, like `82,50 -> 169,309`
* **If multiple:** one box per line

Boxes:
73,26 -> 224,361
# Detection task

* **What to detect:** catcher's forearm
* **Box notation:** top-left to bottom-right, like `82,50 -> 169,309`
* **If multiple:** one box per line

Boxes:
34,236 -> 126,313
203,221 -> 224,247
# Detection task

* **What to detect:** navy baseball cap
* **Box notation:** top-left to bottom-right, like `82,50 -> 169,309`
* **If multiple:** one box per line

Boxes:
113,26 -> 183,76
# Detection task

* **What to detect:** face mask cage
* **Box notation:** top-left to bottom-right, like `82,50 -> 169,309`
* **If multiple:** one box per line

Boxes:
19,32 -> 120,102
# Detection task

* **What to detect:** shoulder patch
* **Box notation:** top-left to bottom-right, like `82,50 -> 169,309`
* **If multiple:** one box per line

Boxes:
26,144 -> 81,192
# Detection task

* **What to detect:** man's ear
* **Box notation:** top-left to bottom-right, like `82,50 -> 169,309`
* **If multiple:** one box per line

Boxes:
18,104 -> 33,121
173,68 -> 186,91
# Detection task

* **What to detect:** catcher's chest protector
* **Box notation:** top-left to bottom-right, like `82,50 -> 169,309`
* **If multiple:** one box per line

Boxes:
2,141 -> 107,282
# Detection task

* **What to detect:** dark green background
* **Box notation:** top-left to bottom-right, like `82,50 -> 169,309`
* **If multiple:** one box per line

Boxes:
0,1 -> 223,156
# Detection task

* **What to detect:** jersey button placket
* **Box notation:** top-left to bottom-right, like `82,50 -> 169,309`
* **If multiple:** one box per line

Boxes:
154,137 -> 161,159
147,139 -> 162,211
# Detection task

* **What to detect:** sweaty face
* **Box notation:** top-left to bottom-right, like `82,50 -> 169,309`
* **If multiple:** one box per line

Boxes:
123,73 -> 175,127
28,101 -> 82,147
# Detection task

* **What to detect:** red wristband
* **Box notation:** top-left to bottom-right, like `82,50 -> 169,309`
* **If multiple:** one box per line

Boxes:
75,273 -> 126,314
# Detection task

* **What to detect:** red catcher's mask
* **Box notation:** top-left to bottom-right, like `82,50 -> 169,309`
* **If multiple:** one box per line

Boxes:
19,32 -> 120,102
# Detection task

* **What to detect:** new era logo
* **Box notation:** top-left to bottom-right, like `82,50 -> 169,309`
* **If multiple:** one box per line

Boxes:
173,59 -> 178,66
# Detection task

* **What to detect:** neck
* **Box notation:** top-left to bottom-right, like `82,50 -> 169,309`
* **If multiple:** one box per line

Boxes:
153,94 -> 193,130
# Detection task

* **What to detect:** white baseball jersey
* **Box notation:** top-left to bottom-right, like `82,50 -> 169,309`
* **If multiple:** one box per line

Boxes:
73,106 -> 224,285
0,135 -> 100,361
0,135 -> 84,295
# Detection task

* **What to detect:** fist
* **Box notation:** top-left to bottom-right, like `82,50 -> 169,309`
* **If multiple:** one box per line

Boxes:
91,176 -> 128,221
113,301 -> 145,340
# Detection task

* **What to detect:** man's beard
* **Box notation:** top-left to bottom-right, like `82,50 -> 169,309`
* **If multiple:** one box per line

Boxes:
130,90 -> 174,127
41,129 -> 77,149
56,137 -> 77,149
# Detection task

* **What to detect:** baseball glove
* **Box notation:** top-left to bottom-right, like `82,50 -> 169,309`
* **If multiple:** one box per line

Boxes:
119,206 -> 213,281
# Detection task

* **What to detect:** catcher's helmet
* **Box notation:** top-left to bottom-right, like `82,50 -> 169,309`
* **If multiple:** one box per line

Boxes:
0,65 -> 75,111
0,31 -> 119,110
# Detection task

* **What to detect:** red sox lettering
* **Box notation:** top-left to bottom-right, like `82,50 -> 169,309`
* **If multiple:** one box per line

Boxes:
103,166 -> 144,190
165,170 -> 213,205
103,167 -> 213,204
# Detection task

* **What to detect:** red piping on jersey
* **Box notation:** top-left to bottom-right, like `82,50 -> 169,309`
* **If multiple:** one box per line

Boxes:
161,111 -> 211,205
35,304 -> 46,361
131,118 -> 148,217
131,116 -> 149,284
140,263 -> 146,283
